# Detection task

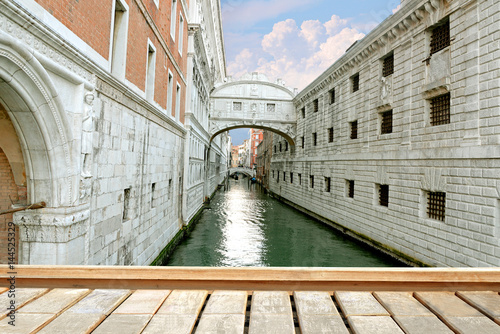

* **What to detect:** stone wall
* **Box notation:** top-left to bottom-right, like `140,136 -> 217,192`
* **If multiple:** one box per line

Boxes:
269,0 -> 500,267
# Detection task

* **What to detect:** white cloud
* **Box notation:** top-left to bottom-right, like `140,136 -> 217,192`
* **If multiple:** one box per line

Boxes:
392,5 -> 402,14
226,14 -> 365,91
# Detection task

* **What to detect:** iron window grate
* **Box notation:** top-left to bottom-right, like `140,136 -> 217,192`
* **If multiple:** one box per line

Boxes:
428,192 -> 446,221
328,127 -> 334,142
430,20 -> 450,55
233,102 -> 242,111
381,110 -> 393,134
348,180 -> 354,198
379,185 -> 389,207
430,93 -> 450,126
313,99 -> 319,112
267,103 -> 276,112
330,88 -> 335,104
350,121 -> 358,139
382,54 -> 394,77
352,74 -> 359,92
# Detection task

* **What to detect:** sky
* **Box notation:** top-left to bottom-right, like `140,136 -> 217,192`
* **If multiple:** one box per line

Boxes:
223,0 -> 402,145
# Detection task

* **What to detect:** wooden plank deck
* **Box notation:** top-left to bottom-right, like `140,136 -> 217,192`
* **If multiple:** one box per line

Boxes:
0,266 -> 500,333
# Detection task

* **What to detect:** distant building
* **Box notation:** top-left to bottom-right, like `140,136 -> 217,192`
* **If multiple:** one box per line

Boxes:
256,131 -> 273,188
249,129 -> 264,168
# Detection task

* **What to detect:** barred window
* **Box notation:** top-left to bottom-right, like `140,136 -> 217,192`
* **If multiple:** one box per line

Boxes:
382,54 -> 394,77
430,93 -> 450,126
310,175 -> 314,188
313,99 -> 319,113
328,127 -> 334,143
301,107 -> 306,118
352,73 -> 359,92
329,88 -> 335,104
233,102 -> 242,111
348,180 -> 354,198
313,132 -> 317,146
301,136 -> 305,149
350,121 -> 358,139
379,184 -> 389,207
325,177 -> 331,193
430,20 -> 450,56
428,192 -> 446,221
267,103 -> 276,112
381,110 -> 393,134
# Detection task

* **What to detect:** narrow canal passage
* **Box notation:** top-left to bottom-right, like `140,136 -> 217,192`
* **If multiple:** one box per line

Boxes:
166,178 -> 403,267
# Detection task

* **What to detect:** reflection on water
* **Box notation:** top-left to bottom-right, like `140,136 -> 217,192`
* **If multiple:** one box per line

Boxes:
166,178 -> 403,267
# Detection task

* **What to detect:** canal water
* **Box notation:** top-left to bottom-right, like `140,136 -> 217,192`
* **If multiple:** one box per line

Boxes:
166,178 -> 403,267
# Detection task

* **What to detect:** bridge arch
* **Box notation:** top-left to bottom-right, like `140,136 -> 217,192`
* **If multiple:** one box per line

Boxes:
209,73 -> 297,146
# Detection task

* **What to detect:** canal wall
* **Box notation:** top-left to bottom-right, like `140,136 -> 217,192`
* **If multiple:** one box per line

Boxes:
268,0 -> 500,267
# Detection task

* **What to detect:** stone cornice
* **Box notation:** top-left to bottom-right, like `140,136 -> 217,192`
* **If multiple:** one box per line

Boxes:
295,0 -> 454,105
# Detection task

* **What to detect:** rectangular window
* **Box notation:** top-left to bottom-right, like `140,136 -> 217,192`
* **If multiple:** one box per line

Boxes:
430,93 -> 450,126
279,142 -> 282,152
299,174 -> 302,185
347,180 -> 354,198
301,107 -> 306,118
277,171 -> 280,183
233,102 -> 242,111
328,127 -> 334,143
428,191 -> 446,221
325,177 -> 331,192
378,184 -> 389,207
291,173 -> 294,184
313,132 -> 317,146
178,14 -> 184,54
111,0 -> 128,80
151,183 -> 156,208
167,71 -> 173,116
381,110 -> 393,134
350,121 -> 358,139
267,103 -> 276,112
283,172 -> 286,182
146,43 -> 156,101
301,136 -> 305,149
382,54 -> 394,77
175,83 -> 181,121
313,99 -> 319,112
352,73 -> 359,92
272,170 -> 275,178
274,145 -> 277,153
285,141 -> 288,151
430,19 -> 450,56
123,187 -> 131,221
168,179 -> 172,200
170,0 -> 177,39
310,175 -> 314,188
329,88 -> 335,104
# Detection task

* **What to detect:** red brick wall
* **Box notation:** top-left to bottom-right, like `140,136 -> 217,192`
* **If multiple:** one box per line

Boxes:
35,0 -> 113,59
0,148 -> 19,264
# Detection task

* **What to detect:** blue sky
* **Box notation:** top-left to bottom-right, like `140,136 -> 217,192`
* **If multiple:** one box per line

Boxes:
222,0 -> 401,145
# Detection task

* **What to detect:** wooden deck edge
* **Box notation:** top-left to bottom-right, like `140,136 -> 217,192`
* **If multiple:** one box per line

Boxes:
1,265 -> 500,291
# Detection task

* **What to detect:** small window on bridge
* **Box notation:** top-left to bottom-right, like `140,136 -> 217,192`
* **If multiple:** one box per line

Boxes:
233,102 -> 242,111
267,103 -> 276,112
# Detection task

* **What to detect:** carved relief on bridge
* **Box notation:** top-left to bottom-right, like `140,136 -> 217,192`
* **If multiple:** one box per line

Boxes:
209,73 -> 297,144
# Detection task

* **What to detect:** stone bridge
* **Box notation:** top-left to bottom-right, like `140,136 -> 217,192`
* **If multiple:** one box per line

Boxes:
209,73 -> 297,146
229,167 -> 256,177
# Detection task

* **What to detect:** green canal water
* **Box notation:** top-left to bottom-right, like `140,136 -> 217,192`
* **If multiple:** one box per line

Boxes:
166,178 -> 403,267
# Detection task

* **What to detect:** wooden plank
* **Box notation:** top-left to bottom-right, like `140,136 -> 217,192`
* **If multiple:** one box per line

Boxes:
444,317 -> 500,334
142,314 -> 198,334
92,314 -> 152,334
196,291 -> 247,334
5,265 -> 500,291
373,292 -> 435,316
17,288 -> 89,314
0,287 -> 7,294
0,288 -> 48,320
393,316 -> 454,334
144,290 -> 208,334
113,289 -> 171,314
249,291 -> 294,334
0,313 -> 55,333
335,291 -> 389,317
36,289 -> 130,334
348,316 -> 404,334
457,291 -> 500,324
294,291 -> 349,334
414,292 -> 484,317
